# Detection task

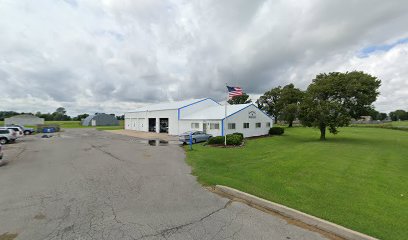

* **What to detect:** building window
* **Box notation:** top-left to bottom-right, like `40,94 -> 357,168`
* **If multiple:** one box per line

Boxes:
243,123 -> 249,129
228,123 -> 236,129
210,123 -> 220,129
256,122 -> 261,128
266,122 -> 271,127
191,123 -> 199,129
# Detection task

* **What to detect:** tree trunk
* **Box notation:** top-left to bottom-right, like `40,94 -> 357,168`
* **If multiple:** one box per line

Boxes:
288,121 -> 293,127
274,117 -> 278,124
320,126 -> 326,140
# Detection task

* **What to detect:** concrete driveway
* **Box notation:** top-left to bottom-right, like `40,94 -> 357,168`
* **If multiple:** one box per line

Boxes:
0,129 -> 329,240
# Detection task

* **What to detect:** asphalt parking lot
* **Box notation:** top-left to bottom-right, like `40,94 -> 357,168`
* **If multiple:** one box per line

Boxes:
0,129 -> 330,240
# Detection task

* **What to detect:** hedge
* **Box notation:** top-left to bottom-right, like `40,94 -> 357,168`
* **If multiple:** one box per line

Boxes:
207,133 -> 244,146
269,127 -> 284,135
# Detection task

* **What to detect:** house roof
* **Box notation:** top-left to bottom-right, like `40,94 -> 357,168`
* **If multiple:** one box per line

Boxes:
129,98 -> 209,112
181,103 -> 253,120
8,114 -> 41,119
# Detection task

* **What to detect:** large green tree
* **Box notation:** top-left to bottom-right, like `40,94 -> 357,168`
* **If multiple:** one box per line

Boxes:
389,109 -> 408,121
256,86 -> 282,124
227,93 -> 251,104
279,84 -> 303,127
299,71 -> 381,140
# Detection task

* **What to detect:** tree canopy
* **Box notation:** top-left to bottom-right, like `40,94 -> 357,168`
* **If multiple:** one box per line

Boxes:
389,109 -> 408,121
279,84 -> 303,127
227,93 -> 251,104
256,86 -> 282,123
299,71 -> 381,140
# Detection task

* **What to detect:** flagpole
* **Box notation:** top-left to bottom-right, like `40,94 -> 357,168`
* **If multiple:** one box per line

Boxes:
225,83 -> 227,146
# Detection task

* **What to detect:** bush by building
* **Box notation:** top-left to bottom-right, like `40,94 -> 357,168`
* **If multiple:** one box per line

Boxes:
269,127 -> 284,135
207,133 -> 243,146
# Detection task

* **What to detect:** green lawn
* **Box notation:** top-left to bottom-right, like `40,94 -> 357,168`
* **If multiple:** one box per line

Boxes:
0,120 -> 124,130
186,127 -> 408,240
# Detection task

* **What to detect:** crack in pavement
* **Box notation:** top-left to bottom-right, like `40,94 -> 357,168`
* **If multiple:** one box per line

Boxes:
135,200 -> 233,240
89,144 -> 124,162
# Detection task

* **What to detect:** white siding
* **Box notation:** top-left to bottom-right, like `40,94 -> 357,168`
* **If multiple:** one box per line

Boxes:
223,105 -> 272,137
125,109 -> 179,135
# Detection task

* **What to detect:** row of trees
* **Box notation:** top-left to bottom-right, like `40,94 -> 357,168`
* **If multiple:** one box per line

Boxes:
389,109 -> 408,121
230,71 -> 383,140
0,107 -> 124,121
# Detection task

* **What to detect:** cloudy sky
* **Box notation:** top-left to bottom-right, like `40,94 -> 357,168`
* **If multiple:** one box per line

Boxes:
1,0 -> 407,116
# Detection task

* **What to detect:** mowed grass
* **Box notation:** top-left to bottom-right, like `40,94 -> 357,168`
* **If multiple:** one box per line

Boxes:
186,127 -> 408,239
0,120 -> 124,130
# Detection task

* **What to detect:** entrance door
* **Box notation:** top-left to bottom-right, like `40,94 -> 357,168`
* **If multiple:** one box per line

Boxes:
148,118 -> 156,132
203,122 -> 207,133
159,118 -> 169,133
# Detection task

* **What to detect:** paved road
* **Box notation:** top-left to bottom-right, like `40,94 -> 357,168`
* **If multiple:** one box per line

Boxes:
0,129 -> 329,240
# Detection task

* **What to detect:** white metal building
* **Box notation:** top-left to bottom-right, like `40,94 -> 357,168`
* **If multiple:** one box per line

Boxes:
125,98 -> 273,137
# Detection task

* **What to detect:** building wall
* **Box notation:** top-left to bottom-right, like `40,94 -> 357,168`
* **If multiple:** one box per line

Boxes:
5,116 -> 45,126
94,114 -> 119,126
125,102 -> 272,137
223,104 -> 273,137
125,109 -> 179,135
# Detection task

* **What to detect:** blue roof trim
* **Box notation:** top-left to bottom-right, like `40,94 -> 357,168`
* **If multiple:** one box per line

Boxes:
221,119 -> 224,136
207,98 -> 222,106
178,98 -> 209,110
222,104 -> 274,120
178,98 -> 221,119
256,106 -> 274,120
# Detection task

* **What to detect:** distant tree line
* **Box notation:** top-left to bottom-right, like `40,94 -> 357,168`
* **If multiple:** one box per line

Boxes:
389,109 -> 408,121
0,107 -> 124,121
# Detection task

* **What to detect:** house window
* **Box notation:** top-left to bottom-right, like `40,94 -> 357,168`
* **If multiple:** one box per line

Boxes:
210,123 -> 220,129
191,123 -> 199,129
266,122 -> 271,127
256,122 -> 261,128
243,123 -> 250,129
228,123 -> 236,129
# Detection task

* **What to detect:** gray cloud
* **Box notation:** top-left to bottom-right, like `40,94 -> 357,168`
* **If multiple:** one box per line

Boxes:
0,0 -> 407,116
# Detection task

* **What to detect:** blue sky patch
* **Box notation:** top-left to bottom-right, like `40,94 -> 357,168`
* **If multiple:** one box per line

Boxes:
359,37 -> 408,57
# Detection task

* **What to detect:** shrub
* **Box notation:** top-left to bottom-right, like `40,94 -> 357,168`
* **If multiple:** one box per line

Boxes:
207,136 -> 224,145
207,134 -> 243,146
269,127 -> 284,135
226,134 -> 243,146
232,132 -> 244,138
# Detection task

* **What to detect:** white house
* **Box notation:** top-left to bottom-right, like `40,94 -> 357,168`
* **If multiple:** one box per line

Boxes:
125,98 -> 273,137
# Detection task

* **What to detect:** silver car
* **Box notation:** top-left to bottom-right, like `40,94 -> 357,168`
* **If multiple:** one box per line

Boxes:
0,128 -> 17,144
179,131 -> 213,144
3,126 -> 24,138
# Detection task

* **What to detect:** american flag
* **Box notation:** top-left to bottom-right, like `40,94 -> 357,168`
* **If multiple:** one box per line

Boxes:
227,86 -> 243,99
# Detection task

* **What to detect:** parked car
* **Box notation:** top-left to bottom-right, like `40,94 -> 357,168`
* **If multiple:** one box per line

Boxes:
6,124 -> 35,135
3,126 -> 24,138
0,128 -> 17,144
179,131 -> 213,144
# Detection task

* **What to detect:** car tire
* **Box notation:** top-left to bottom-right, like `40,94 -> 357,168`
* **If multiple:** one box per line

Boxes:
24,130 -> 31,135
193,139 -> 197,144
0,138 -> 7,145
